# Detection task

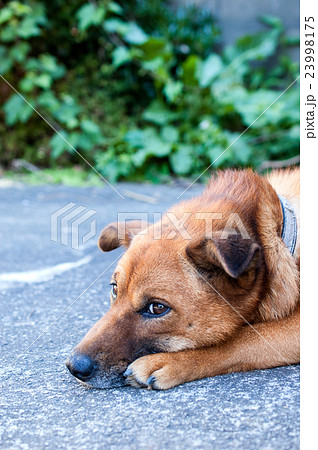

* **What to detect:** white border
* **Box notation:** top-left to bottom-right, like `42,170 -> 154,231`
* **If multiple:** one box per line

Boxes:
300,0 -> 318,448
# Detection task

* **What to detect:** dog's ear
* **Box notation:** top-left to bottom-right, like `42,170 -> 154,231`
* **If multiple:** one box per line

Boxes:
186,233 -> 260,280
98,220 -> 149,252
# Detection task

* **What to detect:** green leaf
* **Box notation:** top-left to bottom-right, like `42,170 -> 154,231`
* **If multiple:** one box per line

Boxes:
132,143 -> 172,166
33,73 -> 52,89
80,120 -> 104,146
103,18 -> 128,34
18,16 -> 42,38
108,2 -> 123,15
207,145 -> 232,167
68,131 -> 84,150
181,55 -> 201,85
39,54 -> 66,79
50,132 -> 70,159
260,15 -> 283,30
139,37 -> 171,61
9,41 -> 30,62
163,80 -> 183,103
223,132 -> 252,165
3,94 -> 33,125
10,2 -> 31,15
0,7 -> 14,25
0,46 -> 12,74
124,129 -> 145,148
0,58 -> 12,74
53,97 -> 80,129
288,125 -> 300,140
225,29 -> 280,70
230,89 -> 280,127
170,145 -> 193,175
112,47 -> 132,67
161,126 -> 179,143
19,76 -> 35,92
80,119 -> 100,135
142,134 -> 172,157
283,36 -> 300,46
76,4 -> 105,31
37,91 -> 60,112
1,24 -> 19,42
196,54 -> 223,87
124,22 -> 148,45
131,129 -> 172,166
141,56 -> 165,72
142,101 -> 179,125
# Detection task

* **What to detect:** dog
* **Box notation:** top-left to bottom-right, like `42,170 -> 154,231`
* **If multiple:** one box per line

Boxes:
66,168 -> 300,390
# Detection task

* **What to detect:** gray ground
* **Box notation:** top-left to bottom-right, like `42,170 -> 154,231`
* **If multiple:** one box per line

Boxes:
0,182 -> 300,449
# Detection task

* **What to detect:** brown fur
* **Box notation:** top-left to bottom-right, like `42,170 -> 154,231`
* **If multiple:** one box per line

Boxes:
66,168 -> 300,390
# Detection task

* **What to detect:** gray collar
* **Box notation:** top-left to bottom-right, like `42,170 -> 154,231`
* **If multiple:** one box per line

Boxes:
278,194 -> 298,256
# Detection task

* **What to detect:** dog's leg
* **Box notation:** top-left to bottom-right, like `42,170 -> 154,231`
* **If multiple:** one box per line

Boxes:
125,305 -> 300,390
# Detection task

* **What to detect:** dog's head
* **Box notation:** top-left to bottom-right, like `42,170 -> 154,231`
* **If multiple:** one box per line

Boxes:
66,209 -> 265,388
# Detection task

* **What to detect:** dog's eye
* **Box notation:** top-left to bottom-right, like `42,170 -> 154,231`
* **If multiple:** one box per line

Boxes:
147,302 -> 170,316
110,282 -> 118,299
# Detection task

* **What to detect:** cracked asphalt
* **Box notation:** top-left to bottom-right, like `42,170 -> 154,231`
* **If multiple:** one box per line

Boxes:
0,182 -> 300,449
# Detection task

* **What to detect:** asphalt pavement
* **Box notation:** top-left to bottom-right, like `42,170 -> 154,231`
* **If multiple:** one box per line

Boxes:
0,181 -> 300,449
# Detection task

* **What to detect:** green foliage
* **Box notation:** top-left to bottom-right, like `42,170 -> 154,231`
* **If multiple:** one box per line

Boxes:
0,0 -> 299,182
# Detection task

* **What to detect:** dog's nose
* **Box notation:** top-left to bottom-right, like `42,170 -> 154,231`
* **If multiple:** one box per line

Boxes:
66,353 -> 96,381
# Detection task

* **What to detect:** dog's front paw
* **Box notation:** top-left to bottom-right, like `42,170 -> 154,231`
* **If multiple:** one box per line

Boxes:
124,353 -> 186,390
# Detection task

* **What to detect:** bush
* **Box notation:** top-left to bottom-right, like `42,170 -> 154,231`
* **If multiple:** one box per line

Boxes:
0,0 -> 299,182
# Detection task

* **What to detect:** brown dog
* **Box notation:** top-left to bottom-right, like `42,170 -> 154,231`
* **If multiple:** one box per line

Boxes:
66,169 -> 300,389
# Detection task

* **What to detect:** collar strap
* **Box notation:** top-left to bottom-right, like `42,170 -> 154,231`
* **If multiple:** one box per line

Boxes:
278,194 -> 297,256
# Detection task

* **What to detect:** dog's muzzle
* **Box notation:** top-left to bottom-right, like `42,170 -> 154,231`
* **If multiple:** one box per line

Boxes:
66,352 -> 97,381
66,351 -> 127,388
